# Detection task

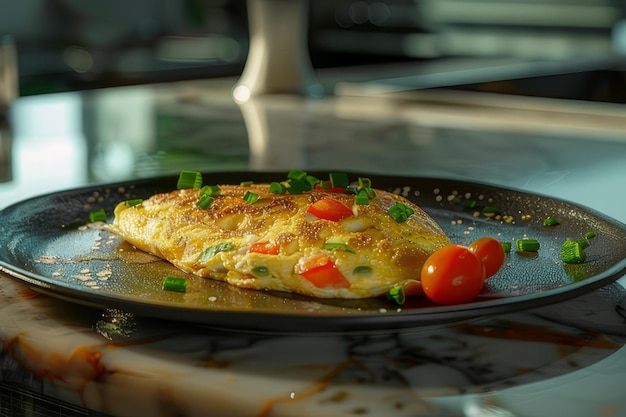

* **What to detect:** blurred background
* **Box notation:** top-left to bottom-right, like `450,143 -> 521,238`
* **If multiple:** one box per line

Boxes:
3,0 -> 625,96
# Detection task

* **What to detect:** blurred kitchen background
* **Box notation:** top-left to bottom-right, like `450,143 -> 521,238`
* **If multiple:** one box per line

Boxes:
4,0 -> 626,97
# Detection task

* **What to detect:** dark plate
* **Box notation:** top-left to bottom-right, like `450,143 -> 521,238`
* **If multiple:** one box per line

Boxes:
1,172 -> 625,334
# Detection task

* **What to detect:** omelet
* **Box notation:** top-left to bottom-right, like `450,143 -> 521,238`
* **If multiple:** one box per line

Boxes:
109,176 -> 450,299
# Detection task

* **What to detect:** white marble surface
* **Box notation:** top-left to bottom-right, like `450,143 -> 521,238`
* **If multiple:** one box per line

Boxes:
1,77 -> 626,416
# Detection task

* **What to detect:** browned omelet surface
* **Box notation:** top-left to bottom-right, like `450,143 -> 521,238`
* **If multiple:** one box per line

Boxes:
110,184 -> 450,298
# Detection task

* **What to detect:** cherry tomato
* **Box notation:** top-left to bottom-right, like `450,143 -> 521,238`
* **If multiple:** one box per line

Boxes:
420,244 -> 485,305
469,237 -> 505,278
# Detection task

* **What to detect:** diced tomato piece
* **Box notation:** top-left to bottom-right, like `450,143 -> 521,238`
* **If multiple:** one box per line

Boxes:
314,181 -> 346,193
249,241 -> 280,255
307,197 -> 353,222
300,259 -> 350,289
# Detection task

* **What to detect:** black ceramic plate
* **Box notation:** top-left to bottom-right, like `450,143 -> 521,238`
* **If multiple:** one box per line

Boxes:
1,172 -> 625,333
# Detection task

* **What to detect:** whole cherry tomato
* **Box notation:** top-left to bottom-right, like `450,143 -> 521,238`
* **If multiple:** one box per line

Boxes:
469,237 -> 505,278
420,244 -> 485,305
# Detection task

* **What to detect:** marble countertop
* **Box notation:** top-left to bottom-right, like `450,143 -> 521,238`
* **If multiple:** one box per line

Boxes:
1,71 -> 626,416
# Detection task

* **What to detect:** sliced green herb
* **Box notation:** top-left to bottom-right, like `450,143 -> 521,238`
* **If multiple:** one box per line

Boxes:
355,189 -> 370,205
162,276 -> 188,292
124,198 -> 143,207
251,266 -> 270,278
177,170 -> 203,189
357,177 -> 372,189
388,203 -> 415,223
88,208 -> 107,223
585,231 -> 596,240
286,178 -> 309,195
482,206 -> 499,216
200,184 -> 221,196
500,241 -> 512,253
576,237 -> 590,250
243,191 -> 260,204
196,194 -> 214,209
269,182 -> 287,194
324,242 -> 356,253
287,169 -> 307,181
516,238 -> 540,252
543,217 -> 560,226
352,265 -> 373,275
197,243 -> 233,264
561,238 -> 587,264
329,172 -> 349,188
240,181 -> 254,187
462,199 -> 477,209
386,286 -> 406,306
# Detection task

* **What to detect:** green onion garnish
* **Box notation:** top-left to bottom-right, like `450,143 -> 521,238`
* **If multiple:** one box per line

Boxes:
269,182 -> 287,194
197,243 -> 233,264
286,179 -> 309,195
500,241 -> 512,253
200,185 -> 221,196
243,191 -> 260,204
352,265 -> 373,275
88,208 -> 107,223
543,217 -> 560,226
323,242 -> 356,253
196,194 -> 214,209
240,181 -> 254,187
516,238 -> 540,252
388,203 -> 415,223
358,177 -> 372,189
287,169 -> 307,181
577,237 -> 590,250
162,276 -> 188,292
386,286 -> 406,306
177,170 -> 203,189
125,199 -> 143,207
561,238 -> 587,264
482,206 -> 499,216
305,175 -> 322,189
585,231 -> 596,240
463,199 -> 477,209
355,189 -> 370,205
329,172 -> 349,188
251,266 -> 270,278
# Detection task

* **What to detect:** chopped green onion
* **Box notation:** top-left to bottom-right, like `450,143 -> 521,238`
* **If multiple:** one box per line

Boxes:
482,206 -> 499,216
500,241 -> 512,253
462,199 -> 477,209
364,188 -> 377,198
329,172 -> 349,188
304,175 -> 322,189
88,208 -> 107,223
197,243 -> 233,264
543,217 -> 560,226
516,238 -> 540,252
177,170 -> 203,189
240,181 -> 254,187
124,199 -> 143,207
162,276 -> 188,292
319,181 -> 331,190
355,189 -> 370,205
358,177 -> 372,189
386,286 -> 406,306
353,265 -> 373,275
577,237 -> 590,250
286,179 -> 309,194
196,194 -> 214,209
251,266 -> 270,278
388,203 -> 415,223
585,231 -> 596,240
323,242 -> 356,253
561,238 -> 587,264
243,191 -> 260,204
451,197 -> 462,205
287,169 -> 307,181
269,182 -> 287,194
200,185 -> 221,196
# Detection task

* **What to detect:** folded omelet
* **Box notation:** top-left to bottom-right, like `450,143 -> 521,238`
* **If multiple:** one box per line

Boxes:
110,178 -> 449,299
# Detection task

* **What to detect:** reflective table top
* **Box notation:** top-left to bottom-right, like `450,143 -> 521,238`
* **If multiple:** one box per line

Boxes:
1,68 -> 626,416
